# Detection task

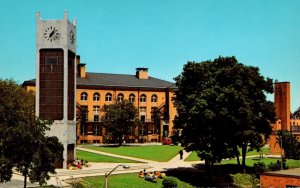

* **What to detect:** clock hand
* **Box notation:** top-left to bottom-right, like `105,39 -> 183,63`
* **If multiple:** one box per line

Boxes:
49,30 -> 56,38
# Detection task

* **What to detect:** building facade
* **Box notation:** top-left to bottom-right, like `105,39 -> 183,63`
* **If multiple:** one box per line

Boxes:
23,56 -> 177,145
75,58 -> 177,144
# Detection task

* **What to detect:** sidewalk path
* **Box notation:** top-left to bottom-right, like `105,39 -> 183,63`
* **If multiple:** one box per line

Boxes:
4,147 -> 202,187
53,147 -> 202,187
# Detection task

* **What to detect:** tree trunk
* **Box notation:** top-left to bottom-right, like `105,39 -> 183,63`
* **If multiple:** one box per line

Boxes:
23,170 -> 27,188
236,155 -> 240,166
241,144 -> 247,173
118,134 -> 123,146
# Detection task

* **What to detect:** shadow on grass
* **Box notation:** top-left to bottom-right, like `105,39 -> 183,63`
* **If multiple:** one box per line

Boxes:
165,164 -> 253,187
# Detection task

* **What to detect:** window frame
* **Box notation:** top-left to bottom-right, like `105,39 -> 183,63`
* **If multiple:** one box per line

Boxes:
93,92 -> 100,101
81,92 -> 88,101
117,93 -> 124,102
105,93 -> 112,102
140,94 -> 147,103
93,105 -> 100,114
151,94 -> 158,103
94,114 -> 100,122
129,94 -> 135,103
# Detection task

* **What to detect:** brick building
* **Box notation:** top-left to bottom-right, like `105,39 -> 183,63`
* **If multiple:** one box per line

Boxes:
23,56 -> 177,145
260,168 -> 300,187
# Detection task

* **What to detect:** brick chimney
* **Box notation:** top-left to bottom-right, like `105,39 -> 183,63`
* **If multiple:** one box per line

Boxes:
76,55 -> 86,78
136,68 -> 149,79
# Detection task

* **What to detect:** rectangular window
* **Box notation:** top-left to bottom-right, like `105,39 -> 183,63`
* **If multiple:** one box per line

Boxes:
140,107 -> 146,113
93,124 -> 102,136
151,107 -> 158,121
139,129 -> 147,135
80,124 -> 88,135
93,106 -> 100,114
94,115 -> 99,122
81,106 -> 88,122
45,56 -> 58,64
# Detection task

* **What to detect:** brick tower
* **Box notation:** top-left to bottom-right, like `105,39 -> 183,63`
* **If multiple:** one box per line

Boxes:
269,82 -> 291,155
274,82 -> 291,131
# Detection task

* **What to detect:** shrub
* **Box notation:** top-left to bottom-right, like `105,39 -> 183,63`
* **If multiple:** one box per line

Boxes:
253,162 -> 267,178
162,176 -> 178,188
268,159 -> 288,171
230,173 -> 259,188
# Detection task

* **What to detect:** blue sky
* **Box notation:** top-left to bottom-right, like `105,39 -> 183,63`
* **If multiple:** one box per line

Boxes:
1,0 -> 300,111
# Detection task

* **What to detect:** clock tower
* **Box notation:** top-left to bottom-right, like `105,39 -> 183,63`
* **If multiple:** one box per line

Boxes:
36,11 -> 76,168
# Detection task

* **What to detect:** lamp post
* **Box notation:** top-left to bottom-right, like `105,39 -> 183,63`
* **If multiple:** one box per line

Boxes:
105,164 -> 130,188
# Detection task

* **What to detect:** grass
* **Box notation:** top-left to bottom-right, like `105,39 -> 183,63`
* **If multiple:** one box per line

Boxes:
185,147 -> 270,161
221,157 -> 300,168
76,173 -> 193,188
76,149 -> 141,163
184,151 -> 199,161
81,145 -> 183,162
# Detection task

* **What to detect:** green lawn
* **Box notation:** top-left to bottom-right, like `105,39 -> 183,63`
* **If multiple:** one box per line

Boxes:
76,173 -> 193,188
185,147 -> 270,162
76,150 -> 141,163
81,145 -> 183,162
221,157 -> 300,168
184,151 -> 200,161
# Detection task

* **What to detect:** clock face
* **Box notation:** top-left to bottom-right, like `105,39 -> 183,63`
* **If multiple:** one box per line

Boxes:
44,26 -> 59,42
69,30 -> 75,44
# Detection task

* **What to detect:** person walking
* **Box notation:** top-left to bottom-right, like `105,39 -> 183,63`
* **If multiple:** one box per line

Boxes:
179,150 -> 183,160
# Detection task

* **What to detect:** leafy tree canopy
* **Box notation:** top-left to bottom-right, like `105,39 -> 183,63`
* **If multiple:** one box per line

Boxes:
292,106 -> 300,119
174,56 -> 275,170
102,100 -> 140,146
277,130 -> 300,160
0,79 -> 64,187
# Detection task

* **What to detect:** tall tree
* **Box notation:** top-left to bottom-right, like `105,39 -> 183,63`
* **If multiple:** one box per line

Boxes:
292,106 -> 300,119
277,130 -> 300,160
174,57 -> 275,170
102,100 -> 140,146
0,79 -> 64,187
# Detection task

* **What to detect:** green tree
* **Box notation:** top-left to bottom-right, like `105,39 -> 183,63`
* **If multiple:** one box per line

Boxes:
292,106 -> 300,119
0,79 -> 64,187
102,100 -> 140,146
277,130 -> 300,159
174,57 -> 275,171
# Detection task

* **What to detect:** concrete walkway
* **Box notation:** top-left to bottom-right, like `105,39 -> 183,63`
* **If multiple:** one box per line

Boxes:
2,147 -> 201,187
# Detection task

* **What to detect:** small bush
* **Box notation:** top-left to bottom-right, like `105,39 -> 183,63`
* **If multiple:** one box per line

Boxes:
162,176 -> 178,188
268,159 -> 288,171
253,162 -> 267,177
230,173 -> 259,188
